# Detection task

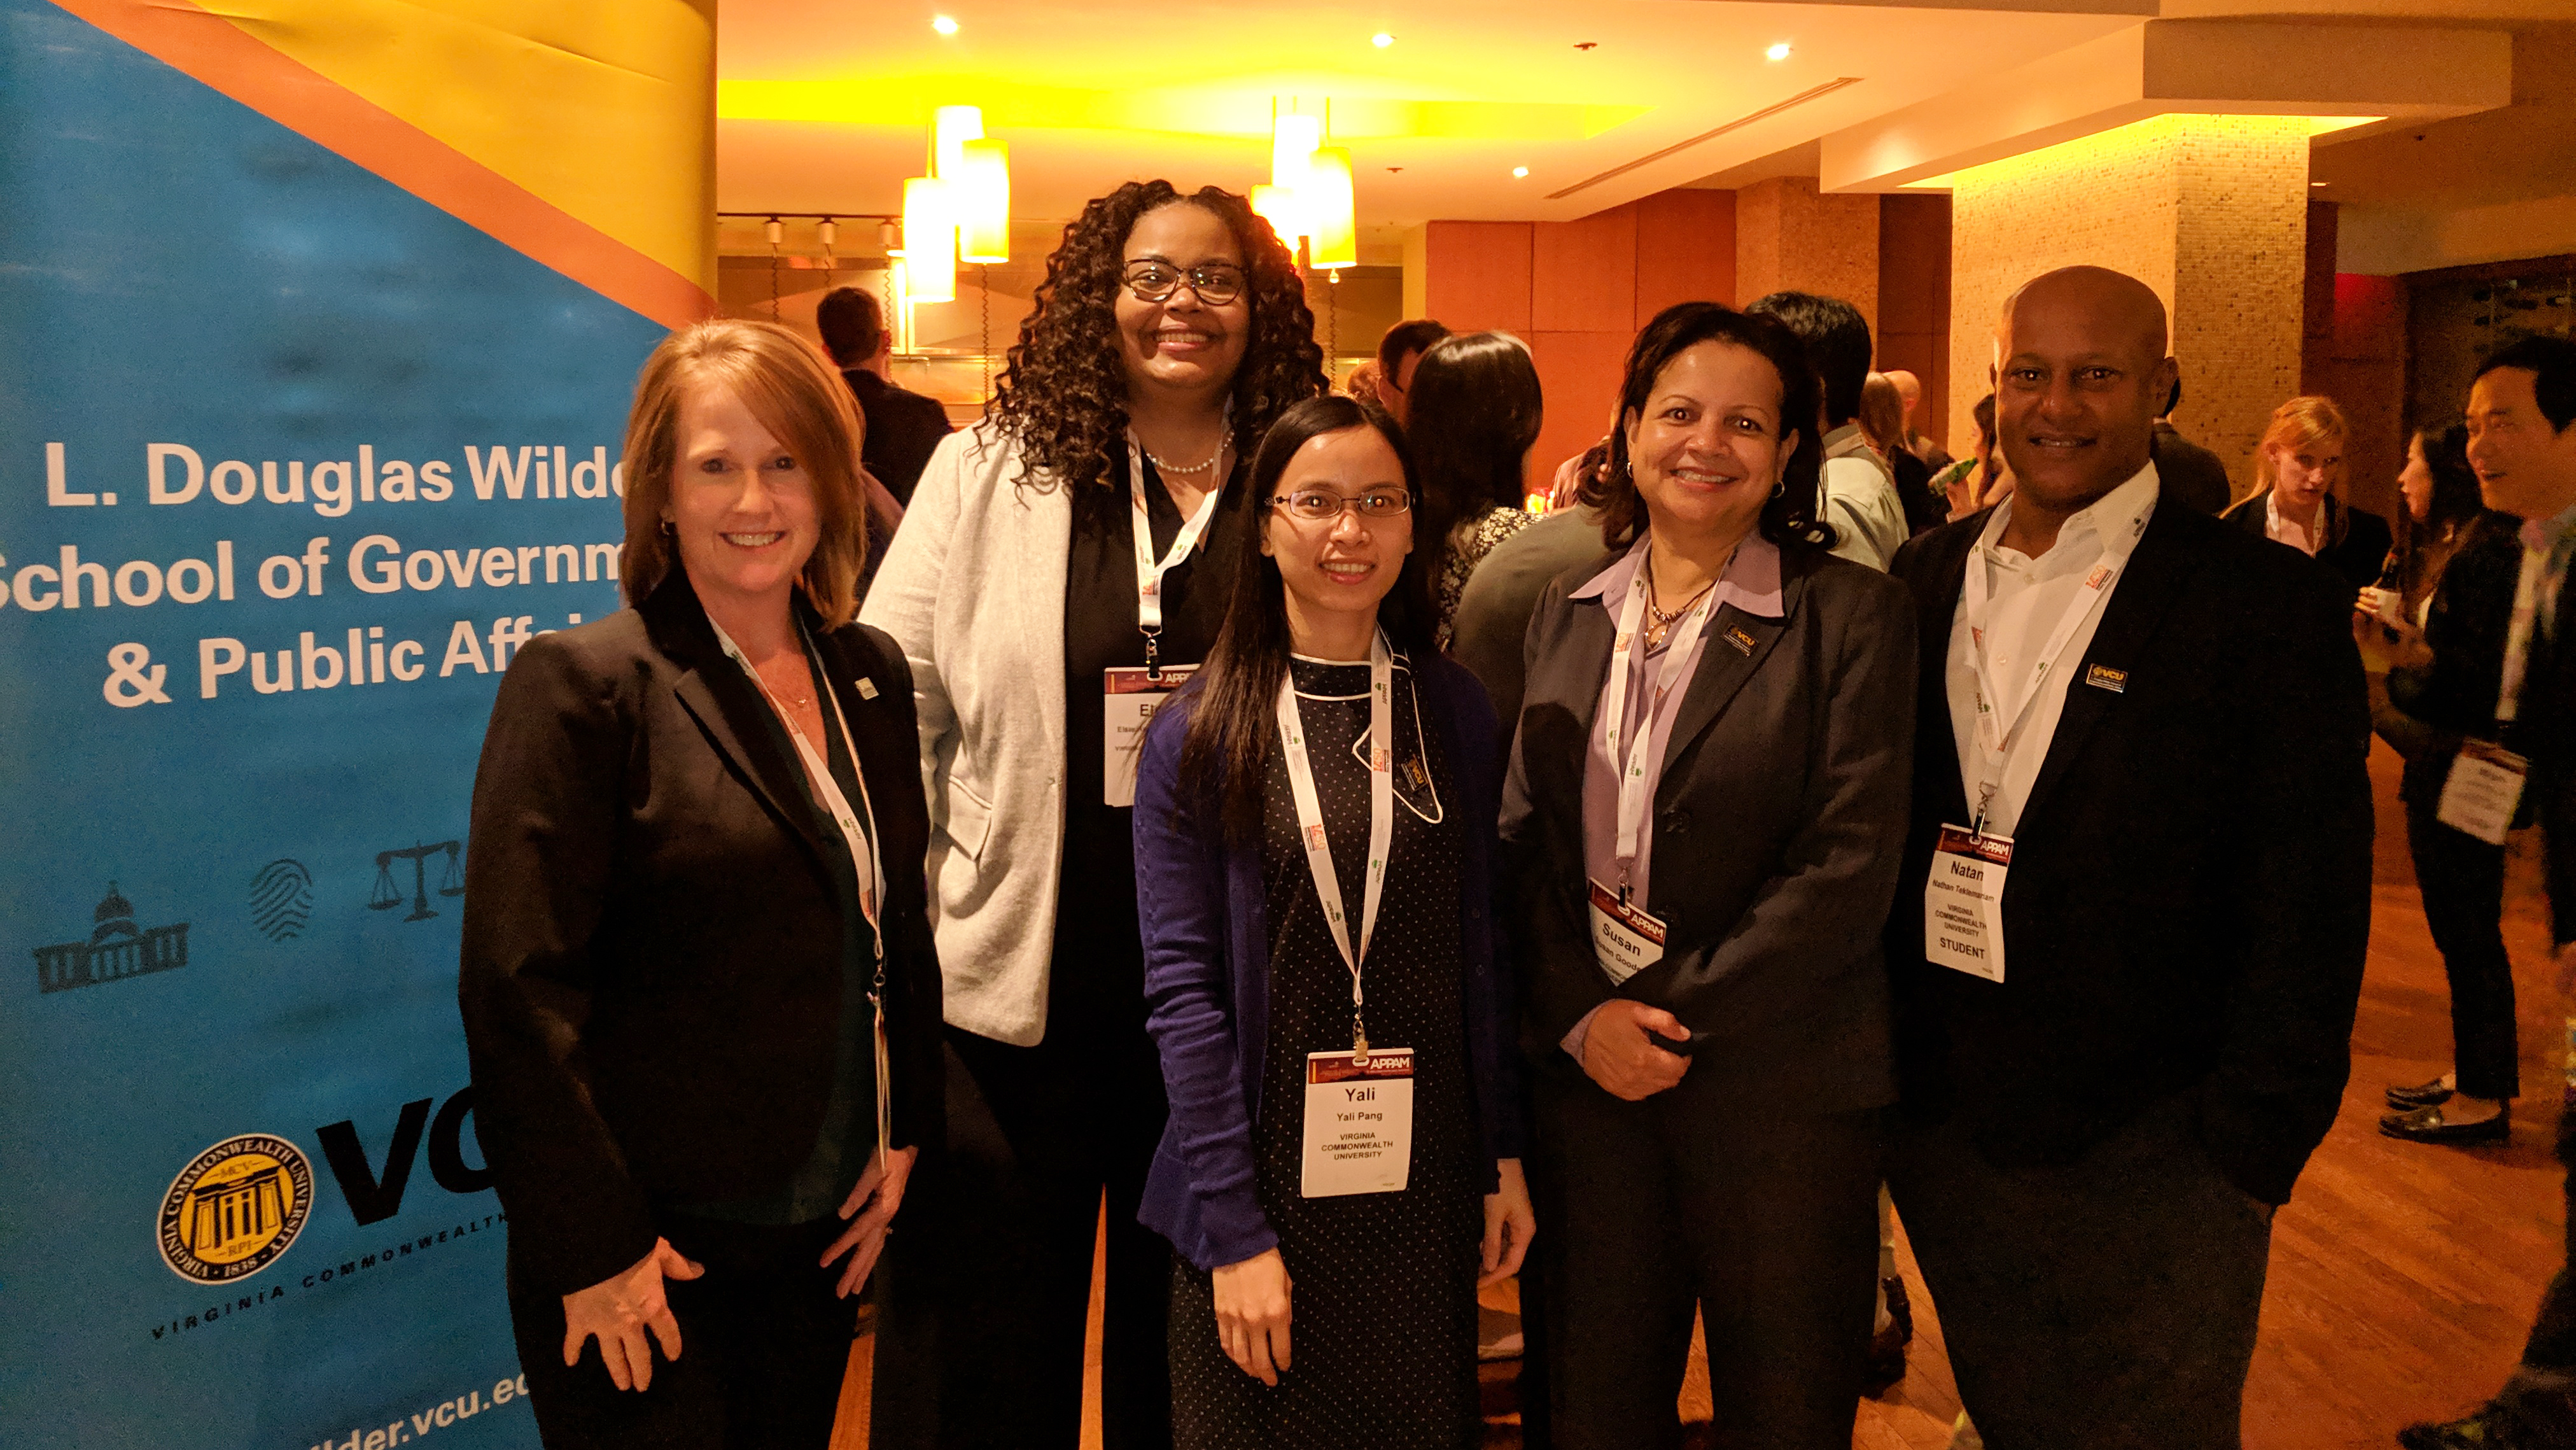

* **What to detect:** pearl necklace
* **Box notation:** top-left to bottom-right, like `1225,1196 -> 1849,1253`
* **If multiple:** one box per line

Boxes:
1142,433 -> 1228,477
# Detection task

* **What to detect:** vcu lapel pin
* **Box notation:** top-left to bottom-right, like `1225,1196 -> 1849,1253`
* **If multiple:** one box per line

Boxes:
856,677 -> 879,700
2083,664 -> 2127,694
1724,627 -> 1756,655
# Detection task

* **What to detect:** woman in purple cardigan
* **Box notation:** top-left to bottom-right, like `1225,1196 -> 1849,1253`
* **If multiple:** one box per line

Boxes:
1133,395 -> 1533,1447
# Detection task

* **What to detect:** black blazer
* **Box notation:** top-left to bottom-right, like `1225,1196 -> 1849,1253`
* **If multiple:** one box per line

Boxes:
2383,512 -> 2521,798
2512,561 -> 2576,945
1886,502 -> 2372,1205
458,571 -> 944,1296
1501,542 -> 1918,1109
844,369 -> 953,507
2150,423 -> 2232,516
2222,491 -> 2395,590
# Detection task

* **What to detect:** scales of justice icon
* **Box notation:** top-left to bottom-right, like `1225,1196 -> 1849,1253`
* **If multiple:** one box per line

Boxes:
369,841 -> 464,922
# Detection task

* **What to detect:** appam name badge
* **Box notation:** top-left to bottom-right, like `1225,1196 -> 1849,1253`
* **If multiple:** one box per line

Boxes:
1102,664 -> 1199,808
1924,824 -> 2012,982
2437,738 -> 2528,846
1301,1048 -> 1414,1198
1587,879 -> 1666,985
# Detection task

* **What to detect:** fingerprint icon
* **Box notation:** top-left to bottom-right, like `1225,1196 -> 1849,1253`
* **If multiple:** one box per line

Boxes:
249,859 -> 314,942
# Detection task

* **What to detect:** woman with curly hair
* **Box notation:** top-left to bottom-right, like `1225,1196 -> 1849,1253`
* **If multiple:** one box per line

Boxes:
863,179 -> 1326,1449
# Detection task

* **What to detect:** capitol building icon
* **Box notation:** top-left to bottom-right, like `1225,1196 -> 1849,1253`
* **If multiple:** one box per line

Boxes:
31,883 -> 190,994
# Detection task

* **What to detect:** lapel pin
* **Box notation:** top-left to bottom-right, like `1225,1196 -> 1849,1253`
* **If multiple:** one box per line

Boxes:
1724,627 -> 1756,655
856,677 -> 879,700
2083,664 -> 2127,693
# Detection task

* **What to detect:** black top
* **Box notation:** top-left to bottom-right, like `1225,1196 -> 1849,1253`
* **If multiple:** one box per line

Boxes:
2151,423 -> 2233,516
2384,512 -> 2524,795
2221,491 -> 2396,590
1053,448 -> 1250,1023
1885,503 -> 2372,1205
458,572 -> 944,1295
843,369 -> 953,507
682,626 -> 881,1224
1165,654 -> 1480,1444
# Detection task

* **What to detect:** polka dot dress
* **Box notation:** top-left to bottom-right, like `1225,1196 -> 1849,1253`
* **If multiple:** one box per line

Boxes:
1168,656 -> 1483,1450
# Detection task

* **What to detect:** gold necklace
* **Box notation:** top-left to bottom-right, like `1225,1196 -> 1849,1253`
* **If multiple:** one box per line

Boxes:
1643,549 -> 1722,651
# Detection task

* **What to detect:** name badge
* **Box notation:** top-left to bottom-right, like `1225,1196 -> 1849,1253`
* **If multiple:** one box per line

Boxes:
1924,824 -> 2011,982
1301,1048 -> 1413,1198
1102,664 -> 1200,808
1586,878 -> 1667,985
2437,739 -> 2528,847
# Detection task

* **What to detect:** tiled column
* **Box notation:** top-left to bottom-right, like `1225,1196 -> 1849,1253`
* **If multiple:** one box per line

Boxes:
1947,113 -> 2311,489
1735,176 -> 1881,333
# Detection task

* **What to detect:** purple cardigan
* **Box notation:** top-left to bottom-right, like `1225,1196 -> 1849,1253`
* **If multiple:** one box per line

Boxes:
1133,654 -> 1526,1272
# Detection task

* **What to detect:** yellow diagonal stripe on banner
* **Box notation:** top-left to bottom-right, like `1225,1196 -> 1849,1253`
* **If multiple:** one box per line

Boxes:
197,0 -> 713,293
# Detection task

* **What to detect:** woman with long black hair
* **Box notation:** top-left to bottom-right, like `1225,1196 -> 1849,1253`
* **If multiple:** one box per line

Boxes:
1133,395 -> 1532,1447
862,181 -> 1326,1448
1402,330 -> 1544,647
2366,424 -> 2529,1144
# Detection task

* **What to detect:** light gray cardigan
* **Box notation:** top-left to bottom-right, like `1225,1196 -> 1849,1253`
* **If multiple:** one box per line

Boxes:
860,423 -> 1073,1046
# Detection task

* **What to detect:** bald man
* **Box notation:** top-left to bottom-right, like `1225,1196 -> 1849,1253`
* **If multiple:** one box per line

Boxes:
1881,266 -> 2370,1449
1886,369 -> 1954,473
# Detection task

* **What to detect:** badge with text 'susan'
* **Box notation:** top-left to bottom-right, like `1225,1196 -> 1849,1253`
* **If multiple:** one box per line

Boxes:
1102,664 -> 1200,808
1302,1048 -> 1415,1197
1924,824 -> 2012,982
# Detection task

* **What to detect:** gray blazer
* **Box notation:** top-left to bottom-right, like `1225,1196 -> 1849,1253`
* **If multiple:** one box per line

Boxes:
1499,539 -> 1917,1108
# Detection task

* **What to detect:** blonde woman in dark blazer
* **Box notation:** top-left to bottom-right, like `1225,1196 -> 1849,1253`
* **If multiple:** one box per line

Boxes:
461,320 -> 942,1447
1501,302 -> 1917,1450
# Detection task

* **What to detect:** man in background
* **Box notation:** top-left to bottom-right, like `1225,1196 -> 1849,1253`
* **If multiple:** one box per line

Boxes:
1887,368 -> 1956,473
2152,377 -> 2234,516
2402,335 -> 2576,1450
816,285 -> 951,507
1373,317 -> 1449,425
1749,291 -> 1909,571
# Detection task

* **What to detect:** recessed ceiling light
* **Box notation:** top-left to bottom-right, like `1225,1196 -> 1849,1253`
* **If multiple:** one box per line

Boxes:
1512,166 -> 1529,178
1372,32 -> 1395,48
1766,41 -> 1793,61
932,15 -> 959,34
2311,180 -> 2330,187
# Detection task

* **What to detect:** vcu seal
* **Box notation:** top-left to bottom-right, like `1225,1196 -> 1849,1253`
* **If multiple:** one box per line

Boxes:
158,1134 -> 312,1283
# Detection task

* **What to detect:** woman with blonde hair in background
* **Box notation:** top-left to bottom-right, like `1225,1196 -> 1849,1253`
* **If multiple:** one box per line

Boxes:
2223,394 -> 2393,589
461,318 -> 945,1447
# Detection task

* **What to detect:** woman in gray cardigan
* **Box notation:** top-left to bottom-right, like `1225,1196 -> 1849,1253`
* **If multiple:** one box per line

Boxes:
1501,303 -> 1916,1449
858,180 -> 1325,1450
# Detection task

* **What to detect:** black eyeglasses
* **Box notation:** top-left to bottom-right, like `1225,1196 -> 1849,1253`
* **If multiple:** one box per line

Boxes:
1271,488 -> 1411,521
1123,261 -> 1247,307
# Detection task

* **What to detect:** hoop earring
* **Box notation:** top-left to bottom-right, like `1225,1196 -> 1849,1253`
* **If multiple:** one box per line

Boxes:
660,518 -> 675,536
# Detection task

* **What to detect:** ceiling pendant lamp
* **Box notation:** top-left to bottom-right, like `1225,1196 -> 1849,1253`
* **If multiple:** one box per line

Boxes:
957,137 -> 1011,264
1250,183 -> 1304,250
1271,111 -> 1322,195
1303,147 -> 1357,270
902,176 -> 956,303
932,105 -> 984,183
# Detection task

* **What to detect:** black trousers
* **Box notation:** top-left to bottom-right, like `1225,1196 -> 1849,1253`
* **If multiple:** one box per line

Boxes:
1528,1067 -> 1881,1450
508,1214 -> 853,1449
1887,1098 -> 2273,1450
2406,783 -> 2523,1099
872,1011 -> 1172,1450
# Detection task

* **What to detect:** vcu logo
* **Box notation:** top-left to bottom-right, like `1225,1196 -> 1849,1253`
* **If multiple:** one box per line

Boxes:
158,1134 -> 314,1284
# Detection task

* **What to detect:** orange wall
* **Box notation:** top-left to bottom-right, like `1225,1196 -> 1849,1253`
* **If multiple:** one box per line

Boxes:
1422,188 -> 1735,486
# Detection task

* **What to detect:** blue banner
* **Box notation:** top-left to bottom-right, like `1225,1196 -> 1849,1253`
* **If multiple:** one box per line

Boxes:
1,4 -> 667,1444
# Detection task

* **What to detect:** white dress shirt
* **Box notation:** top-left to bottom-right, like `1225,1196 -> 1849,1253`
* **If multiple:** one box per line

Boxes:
1820,425 -> 1907,573
1946,461 -> 2160,838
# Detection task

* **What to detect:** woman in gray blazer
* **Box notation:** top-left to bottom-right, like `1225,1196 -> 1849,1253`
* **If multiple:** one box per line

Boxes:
859,180 -> 1326,1449
1499,302 -> 1917,1450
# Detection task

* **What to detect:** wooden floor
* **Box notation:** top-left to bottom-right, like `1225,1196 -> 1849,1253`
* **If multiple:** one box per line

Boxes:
830,740 -> 2568,1449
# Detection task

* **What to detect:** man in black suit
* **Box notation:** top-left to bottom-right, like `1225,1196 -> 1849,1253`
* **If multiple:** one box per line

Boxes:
1884,265 -> 2372,1450
2150,377 -> 2233,516
816,285 -> 951,507
2400,335 -> 2576,1450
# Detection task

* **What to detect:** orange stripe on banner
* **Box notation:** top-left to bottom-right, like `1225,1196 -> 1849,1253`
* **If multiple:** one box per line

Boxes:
52,0 -> 713,329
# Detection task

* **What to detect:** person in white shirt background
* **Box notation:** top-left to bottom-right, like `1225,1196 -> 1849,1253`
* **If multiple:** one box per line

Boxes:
1747,291 -> 1910,574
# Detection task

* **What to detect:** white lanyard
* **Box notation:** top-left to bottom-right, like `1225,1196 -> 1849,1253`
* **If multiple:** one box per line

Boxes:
1598,536 -> 1719,892
1959,500 -> 2148,832
2496,532 -> 2575,723
708,613 -> 892,1157
1277,630 -> 1395,1053
1130,430 -> 1226,677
